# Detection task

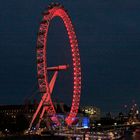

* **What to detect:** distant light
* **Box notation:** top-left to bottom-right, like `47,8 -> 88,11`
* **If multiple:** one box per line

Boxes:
83,126 -> 89,128
97,123 -> 101,126
124,105 -> 127,108
114,123 -> 117,126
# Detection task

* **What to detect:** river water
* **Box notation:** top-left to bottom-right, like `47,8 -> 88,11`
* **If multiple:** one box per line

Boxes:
1,134 -> 140,140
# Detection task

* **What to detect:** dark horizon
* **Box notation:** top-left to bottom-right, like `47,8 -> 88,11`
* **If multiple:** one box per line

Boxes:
0,0 -> 140,114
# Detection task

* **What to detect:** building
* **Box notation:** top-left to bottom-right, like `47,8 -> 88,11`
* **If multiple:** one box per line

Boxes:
81,106 -> 101,120
0,104 -> 35,120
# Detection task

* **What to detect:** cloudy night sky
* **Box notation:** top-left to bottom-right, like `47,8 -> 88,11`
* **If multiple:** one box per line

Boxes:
0,0 -> 140,114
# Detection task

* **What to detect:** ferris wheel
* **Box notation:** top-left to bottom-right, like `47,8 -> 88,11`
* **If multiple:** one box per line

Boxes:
29,3 -> 81,129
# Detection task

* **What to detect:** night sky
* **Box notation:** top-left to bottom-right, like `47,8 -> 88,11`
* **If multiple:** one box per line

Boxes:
0,0 -> 140,114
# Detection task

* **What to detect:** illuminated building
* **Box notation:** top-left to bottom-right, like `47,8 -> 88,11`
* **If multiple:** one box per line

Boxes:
81,106 -> 101,120
0,102 -> 70,120
0,104 -> 35,119
82,117 -> 90,128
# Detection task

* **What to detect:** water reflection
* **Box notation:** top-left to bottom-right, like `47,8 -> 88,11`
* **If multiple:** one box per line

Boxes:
2,134 -> 140,140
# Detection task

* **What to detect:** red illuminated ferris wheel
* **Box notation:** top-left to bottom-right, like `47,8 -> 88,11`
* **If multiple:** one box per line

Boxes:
29,3 -> 81,129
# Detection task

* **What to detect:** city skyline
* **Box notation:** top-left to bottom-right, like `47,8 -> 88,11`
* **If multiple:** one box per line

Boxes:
0,0 -> 140,114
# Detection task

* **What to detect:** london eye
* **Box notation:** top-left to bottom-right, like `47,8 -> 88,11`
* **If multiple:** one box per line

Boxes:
29,3 -> 81,129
